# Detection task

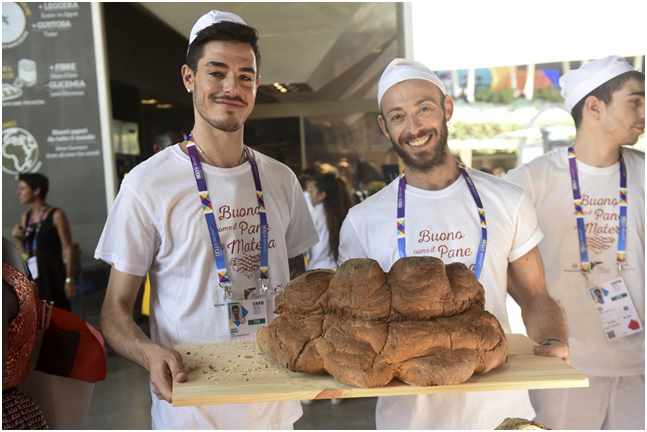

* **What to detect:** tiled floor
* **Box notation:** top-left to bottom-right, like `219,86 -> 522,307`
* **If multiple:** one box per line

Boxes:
76,290 -> 377,430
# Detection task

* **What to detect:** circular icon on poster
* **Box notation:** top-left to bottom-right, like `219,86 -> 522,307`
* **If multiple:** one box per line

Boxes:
2,83 -> 23,101
2,3 -> 27,44
2,127 -> 40,175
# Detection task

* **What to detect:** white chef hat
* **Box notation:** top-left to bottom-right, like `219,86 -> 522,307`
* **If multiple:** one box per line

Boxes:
378,58 -> 446,108
188,10 -> 247,51
560,55 -> 635,112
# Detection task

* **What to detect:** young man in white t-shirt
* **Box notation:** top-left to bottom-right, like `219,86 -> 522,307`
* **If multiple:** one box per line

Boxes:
506,56 -> 645,430
95,11 -> 319,429
338,58 -> 570,430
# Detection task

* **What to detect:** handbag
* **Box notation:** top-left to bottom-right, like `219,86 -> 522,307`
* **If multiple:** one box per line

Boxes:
32,302 -> 107,383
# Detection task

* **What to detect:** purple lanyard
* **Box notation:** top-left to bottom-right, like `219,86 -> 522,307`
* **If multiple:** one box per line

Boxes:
397,165 -> 487,279
567,144 -> 627,276
25,207 -> 47,257
186,134 -> 270,300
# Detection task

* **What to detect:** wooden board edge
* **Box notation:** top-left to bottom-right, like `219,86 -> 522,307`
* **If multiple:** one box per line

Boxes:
172,376 -> 590,407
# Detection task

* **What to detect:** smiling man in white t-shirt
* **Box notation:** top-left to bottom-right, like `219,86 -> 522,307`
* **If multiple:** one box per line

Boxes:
507,56 -> 645,430
95,10 -> 318,429
338,59 -> 570,430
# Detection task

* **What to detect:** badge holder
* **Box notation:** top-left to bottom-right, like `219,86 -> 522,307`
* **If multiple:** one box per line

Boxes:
26,256 -> 39,280
213,281 -> 232,308
587,275 -> 643,342
259,278 -> 282,298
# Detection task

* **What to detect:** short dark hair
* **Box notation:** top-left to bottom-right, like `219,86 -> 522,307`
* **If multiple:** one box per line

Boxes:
186,21 -> 261,74
18,173 -> 49,200
571,70 -> 645,129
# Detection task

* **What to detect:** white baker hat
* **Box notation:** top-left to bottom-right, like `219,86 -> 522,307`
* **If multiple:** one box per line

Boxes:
560,55 -> 635,112
378,58 -> 446,108
188,10 -> 247,51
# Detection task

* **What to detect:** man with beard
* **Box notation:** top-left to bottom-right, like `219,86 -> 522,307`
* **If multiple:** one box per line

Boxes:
95,10 -> 318,429
507,56 -> 645,430
338,59 -> 569,429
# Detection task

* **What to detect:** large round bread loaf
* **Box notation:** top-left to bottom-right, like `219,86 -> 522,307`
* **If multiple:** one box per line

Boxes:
257,257 -> 507,388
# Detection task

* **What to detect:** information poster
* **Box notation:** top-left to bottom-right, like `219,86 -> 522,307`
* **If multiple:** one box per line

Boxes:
2,2 -> 108,256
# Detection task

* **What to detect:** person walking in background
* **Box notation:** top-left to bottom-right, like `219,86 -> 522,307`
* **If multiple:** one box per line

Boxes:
306,172 -> 353,271
506,55 -> 645,430
304,172 -> 352,406
12,173 -> 76,311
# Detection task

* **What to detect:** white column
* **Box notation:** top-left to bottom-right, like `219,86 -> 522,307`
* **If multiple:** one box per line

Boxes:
401,2 -> 414,59
92,2 -> 117,210
523,64 -> 535,101
466,68 -> 476,103
562,60 -> 571,74
452,70 -> 462,98
633,55 -> 644,72
510,66 -> 519,98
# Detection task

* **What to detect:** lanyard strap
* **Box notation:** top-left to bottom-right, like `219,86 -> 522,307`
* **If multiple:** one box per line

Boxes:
25,207 -> 47,256
186,134 -> 270,299
567,144 -> 627,276
396,165 -> 488,280
243,145 -> 269,286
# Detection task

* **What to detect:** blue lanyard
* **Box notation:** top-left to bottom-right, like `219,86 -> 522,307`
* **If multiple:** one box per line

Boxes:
25,207 -> 47,257
567,144 -> 627,277
397,165 -> 488,279
186,134 -> 270,299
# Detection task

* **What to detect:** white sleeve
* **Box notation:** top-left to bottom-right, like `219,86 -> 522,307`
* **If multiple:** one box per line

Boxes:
94,183 -> 159,276
508,190 -> 544,262
505,165 -> 537,205
338,212 -> 368,266
285,178 -> 319,258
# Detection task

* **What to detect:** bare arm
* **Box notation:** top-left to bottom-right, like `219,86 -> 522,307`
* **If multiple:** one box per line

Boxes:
11,212 -> 28,254
288,253 -> 306,280
100,267 -> 186,403
508,246 -> 570,363
52,209 -> 76,299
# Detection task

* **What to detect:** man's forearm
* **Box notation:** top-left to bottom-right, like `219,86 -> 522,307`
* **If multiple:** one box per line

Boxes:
64,245 -> 74,279
520,292 -> 568,343
100,299 -> 158,371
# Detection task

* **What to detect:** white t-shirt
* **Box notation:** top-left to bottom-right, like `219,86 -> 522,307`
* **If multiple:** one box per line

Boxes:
506,147 -> 645,377
307,202 -> 337,270
95,144 -> 319,430
338,168 -> 542,430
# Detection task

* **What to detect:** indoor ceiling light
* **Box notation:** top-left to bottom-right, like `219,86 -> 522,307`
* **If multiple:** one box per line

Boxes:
141,99 -> 158,105
156,103 -> 173,109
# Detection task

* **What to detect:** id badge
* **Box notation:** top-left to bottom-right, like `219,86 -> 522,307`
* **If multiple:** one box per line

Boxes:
588,277 -> 643,341
26,256 -> 39,280
227,298 -> 268,342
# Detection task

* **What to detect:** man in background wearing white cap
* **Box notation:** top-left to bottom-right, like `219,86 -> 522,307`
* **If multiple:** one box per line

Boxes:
338,58 -> 569,429
507,56 -> 645,429
96,10 -> 318,429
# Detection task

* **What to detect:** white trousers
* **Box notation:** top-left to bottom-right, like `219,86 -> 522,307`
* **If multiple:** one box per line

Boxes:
530,375 -> 645,430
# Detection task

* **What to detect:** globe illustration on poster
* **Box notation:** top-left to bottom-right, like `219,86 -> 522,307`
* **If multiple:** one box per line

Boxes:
2,127 -> 40,175
2,2 -> 26,45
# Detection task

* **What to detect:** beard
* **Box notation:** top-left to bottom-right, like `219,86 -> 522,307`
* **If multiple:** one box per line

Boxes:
193,90 -> 247,132
388,116 -> 449,172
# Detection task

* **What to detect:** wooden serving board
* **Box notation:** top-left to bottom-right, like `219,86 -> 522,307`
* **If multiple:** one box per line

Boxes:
172,334 -> 588,407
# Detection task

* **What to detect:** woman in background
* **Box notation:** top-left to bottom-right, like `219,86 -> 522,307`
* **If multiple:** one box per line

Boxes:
306,172 -> 353,271
12,173 -> 75,311
304,172 -> 352,406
